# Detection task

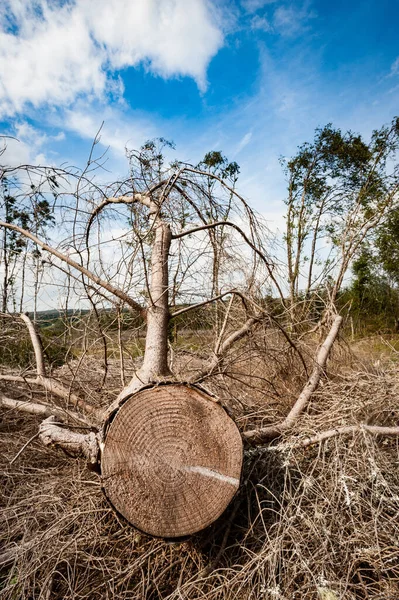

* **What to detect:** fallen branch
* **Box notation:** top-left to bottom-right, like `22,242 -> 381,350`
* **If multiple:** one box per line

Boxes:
0,395 -> 87,424
191,315 -> 260,383
243,315 -> 343,443
39,416 -> 99,464
299,423 -> 399,447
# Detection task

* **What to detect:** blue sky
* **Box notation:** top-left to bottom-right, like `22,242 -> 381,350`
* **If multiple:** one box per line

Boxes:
1,0 -> 398,230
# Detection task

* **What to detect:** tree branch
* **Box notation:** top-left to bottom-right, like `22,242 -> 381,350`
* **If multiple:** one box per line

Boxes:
299,423 -> 399,447
19,313 -> 46,376
0,221 -> 146,318
191,315 -> 260,382
170,290 -> 246,319
39,416 -> 99,463
243,315 -> 343,443
0,394 -> 88,424
172,220 -> 272,264
172,219 -> 286,306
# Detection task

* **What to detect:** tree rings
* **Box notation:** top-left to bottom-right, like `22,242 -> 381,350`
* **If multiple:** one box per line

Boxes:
101,384 -> 243,538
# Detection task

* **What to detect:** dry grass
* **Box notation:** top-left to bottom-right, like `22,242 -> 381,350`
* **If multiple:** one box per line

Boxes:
1,333 -> 399,599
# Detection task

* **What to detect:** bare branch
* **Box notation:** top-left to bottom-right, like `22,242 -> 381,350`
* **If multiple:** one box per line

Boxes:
243,315 -> 343,443
191,315 -> 260,382
0,221 -> 146,318
19,313 -> 46,376
172,220 -> 272,264
172,219 -> 286,305
0,394 -> 88,424
299,423 -> 399,447
170,290 -> 245,319
39,416 -> 99,463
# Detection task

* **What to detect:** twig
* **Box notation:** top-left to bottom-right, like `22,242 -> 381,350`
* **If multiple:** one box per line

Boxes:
9,432 -> 40,465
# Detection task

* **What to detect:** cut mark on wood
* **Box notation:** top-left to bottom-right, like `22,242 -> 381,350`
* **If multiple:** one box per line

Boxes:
184,466 -> 240,487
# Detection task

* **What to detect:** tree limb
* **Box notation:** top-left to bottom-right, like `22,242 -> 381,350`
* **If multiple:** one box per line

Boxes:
299,423 -> 399,447
19,313 -> 46,376
243,315 -> 343,443
0,221 -> 146,318
170,290 -> 246,319
191,315 -> 260,383
0,394 -> 87,424
39,416 -> 99,463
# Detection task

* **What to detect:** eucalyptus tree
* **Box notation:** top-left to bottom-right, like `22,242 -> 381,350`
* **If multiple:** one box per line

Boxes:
283,117 -> 399,323
0,166 -> 56,315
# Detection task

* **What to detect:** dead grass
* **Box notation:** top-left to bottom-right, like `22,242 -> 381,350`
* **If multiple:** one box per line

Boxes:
1,332 -> 399,598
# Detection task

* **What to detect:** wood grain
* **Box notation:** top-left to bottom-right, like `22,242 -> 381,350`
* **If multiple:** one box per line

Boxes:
101,385 -> 243,537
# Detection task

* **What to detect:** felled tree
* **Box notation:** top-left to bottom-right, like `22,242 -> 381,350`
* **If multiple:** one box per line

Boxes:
1,136 -> 398,540
0,140 -> 277,537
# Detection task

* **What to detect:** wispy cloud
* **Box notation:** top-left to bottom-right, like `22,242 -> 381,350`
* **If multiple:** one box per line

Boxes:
241,0 -> 277,14
273,3 -> 316,37
234,131 -> 253,155
390,57 -> 399,77
250,14 -> 272,32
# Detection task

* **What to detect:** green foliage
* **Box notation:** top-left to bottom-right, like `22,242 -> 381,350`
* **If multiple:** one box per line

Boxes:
375,207 -> 399,286
198,150 -> 240,182
283,117 -> 399,304
341,247 -> 399,334
0,325 -> 68,369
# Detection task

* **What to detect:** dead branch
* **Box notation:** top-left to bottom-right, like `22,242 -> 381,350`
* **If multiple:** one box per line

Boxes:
19,313 -> 46,376
243,315 -> 343,443
0,221 -> 146,318
172,220 -> 274,268
299,423 -> 399,447
191,315 -> 260,382
39,416 -> 99,463
170,290 -> 244,319
0,395 -> 87,424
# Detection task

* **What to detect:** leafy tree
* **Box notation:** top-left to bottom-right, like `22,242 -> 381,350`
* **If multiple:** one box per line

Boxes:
282,117 -> 399,323
0,172 -> 56,315
375,206 -> 399,285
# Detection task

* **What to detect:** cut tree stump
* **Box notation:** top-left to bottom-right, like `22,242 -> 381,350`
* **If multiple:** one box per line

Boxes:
101,384 -> 243,538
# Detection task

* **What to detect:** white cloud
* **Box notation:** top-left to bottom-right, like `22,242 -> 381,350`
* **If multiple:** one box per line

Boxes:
0,120 -> 65,166
64,105 -> 158,158
0,0 -> 223,117
273,4 -> 315,37
250,14 -> 272,32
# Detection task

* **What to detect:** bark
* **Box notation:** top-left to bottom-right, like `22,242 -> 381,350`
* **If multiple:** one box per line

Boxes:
0,394 -> 86,423
140,220 -> 172,381
108,217 -> 173,411
39,416 -> 99,464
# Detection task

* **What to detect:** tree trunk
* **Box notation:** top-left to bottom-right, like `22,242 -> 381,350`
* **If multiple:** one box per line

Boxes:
90,212 -> 242,537
101,384 -> 242,537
